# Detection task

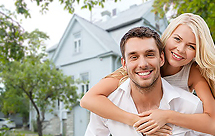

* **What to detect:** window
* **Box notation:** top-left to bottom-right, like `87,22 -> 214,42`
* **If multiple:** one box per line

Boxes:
155,14 -> 160,31
74,32 -> 81,53
80,73 -> 89,93
71,75 -> 75,81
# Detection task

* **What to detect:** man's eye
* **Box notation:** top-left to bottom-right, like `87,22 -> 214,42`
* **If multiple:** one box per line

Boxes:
147,54 -> 154,57
130,56 -> 137,59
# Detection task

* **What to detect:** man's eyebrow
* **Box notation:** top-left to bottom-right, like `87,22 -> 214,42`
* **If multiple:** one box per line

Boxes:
127,52 -> 137,56
145,49 -> 156,53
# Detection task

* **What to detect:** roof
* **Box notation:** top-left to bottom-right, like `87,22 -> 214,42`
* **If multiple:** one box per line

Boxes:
75,15 -> 120,55
51,14 -> 120,61
46,44 -> 58,52
95,0 -> 154,31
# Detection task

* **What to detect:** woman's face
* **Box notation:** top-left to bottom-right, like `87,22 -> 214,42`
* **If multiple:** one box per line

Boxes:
164,24 -> 196,68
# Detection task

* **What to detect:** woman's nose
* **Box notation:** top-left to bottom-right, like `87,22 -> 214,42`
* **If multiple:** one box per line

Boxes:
176,43 -> 186,53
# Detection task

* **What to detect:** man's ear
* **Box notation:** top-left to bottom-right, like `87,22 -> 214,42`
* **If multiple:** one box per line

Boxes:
121,57 -> 127,70
160,51 -> 165,67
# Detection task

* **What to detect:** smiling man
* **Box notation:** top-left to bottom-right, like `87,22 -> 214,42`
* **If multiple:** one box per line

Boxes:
84,27 -> 208,136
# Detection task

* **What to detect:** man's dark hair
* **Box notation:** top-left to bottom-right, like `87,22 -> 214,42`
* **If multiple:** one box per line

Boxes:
120,27 -> 164,59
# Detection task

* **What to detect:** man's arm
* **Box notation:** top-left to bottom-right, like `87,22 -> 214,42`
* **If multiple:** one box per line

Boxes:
85,112 -> 110,136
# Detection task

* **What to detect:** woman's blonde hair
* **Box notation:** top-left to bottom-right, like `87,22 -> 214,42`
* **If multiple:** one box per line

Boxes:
162,13 -> 215,98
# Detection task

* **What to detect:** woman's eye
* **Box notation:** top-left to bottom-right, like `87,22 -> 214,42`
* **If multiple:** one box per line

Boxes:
188,45 -> 196,50
174,37 -> 180,41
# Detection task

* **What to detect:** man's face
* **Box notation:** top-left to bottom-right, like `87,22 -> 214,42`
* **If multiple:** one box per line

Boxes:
121,37 -> 164,89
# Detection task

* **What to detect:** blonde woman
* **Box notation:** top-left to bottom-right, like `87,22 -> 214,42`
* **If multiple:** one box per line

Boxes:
80,13 -> 215,135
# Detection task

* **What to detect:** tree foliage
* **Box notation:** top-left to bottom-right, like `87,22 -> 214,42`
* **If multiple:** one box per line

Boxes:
0,5 -> 26,64
0,15 -> 80,134
14,0 -> 119,18
0,1 -> 82,135
152,0 -> 215,40
1,54 -> 79,136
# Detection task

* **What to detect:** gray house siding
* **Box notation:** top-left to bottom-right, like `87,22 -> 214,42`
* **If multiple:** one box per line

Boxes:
61,55 -> 118,87
54,26 -> 113,68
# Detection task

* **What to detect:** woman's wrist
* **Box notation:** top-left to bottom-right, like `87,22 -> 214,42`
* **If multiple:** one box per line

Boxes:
165,110 -> 174,123
123,112 -> 140,126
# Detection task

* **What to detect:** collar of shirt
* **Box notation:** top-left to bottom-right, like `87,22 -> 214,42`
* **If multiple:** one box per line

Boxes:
117,78 -> 181,110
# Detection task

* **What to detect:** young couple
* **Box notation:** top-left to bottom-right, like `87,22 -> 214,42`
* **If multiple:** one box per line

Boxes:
81,13 -> 215,135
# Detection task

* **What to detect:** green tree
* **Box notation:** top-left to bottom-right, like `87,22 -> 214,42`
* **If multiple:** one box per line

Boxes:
1,54 -> 79,136
152,0 -> 215,40
14,0 -> 119,18
0,5 -> 50,127
0,89 -> 29,124
0,5 -> 26,65
1,5 -> 80,134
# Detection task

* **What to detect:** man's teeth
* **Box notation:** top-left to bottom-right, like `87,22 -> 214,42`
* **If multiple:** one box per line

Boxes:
139,72 -> 150,76
172,52 -> 182,59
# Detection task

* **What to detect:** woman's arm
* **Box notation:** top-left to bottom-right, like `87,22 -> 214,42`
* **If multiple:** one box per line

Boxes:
80,68 -> 140,126
135,63 -> 215,135
182,63 -> 215,134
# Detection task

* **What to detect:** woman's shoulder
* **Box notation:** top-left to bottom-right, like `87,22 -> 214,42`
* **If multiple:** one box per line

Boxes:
188,61 -> 202,87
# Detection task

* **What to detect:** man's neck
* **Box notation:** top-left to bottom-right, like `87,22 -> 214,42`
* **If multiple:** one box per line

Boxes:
130,78 -> 163,113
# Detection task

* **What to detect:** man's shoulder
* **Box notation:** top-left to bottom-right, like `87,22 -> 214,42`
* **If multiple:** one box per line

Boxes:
172,85 -> 200,103
161,78 -> 202,112
170,85 -> 203,114
108,78 -> 130,102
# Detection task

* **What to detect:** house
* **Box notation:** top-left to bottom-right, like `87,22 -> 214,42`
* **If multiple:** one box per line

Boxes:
29,0 -> 168,135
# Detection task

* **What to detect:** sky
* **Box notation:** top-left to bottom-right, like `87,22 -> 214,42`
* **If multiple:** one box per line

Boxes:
1,0 -> 143,48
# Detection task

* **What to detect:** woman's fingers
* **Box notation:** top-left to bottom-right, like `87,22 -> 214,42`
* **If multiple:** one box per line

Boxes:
133,116 -> 151,128
147,125 -> 172,136
138,110 -> 152,117
161,124 -> 172,131
136,120 -> 159,134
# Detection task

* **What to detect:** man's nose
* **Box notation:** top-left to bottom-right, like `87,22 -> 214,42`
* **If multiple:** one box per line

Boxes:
138,57 -> 148,68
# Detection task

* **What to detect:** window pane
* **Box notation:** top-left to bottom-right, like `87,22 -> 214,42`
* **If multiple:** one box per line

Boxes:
73,32 -> 81,53
81,85 -> 85,93
86,84 -> 89,92
80,73 -> 89,82
74,41 -> 77,52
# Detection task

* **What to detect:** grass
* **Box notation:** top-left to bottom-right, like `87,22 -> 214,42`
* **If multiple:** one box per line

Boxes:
2,129 -> 54,136
15,130 -> 37,134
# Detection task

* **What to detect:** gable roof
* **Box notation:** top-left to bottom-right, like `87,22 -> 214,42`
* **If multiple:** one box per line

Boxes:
95,0 -> 154,31
51,14 -> 120,62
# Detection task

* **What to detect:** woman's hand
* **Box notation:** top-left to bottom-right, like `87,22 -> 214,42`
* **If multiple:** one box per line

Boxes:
134,109 -> 169,135
147,125 -> 172,136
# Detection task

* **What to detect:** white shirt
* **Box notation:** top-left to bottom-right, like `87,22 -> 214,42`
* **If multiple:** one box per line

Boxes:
85,78 -> 211,136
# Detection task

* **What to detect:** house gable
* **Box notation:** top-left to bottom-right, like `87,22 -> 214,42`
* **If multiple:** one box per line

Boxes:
51,15 -> 120,67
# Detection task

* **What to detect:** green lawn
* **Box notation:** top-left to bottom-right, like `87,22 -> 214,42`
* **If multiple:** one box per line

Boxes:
1,129 -> 53,136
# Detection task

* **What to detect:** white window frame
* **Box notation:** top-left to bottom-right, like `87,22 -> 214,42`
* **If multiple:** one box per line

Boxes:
74,38 -> 81,53
73,32 -> 81,54
80,73 -> 89,94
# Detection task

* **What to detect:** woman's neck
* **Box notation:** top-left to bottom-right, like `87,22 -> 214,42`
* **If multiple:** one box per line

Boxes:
161,61 -> 183,77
